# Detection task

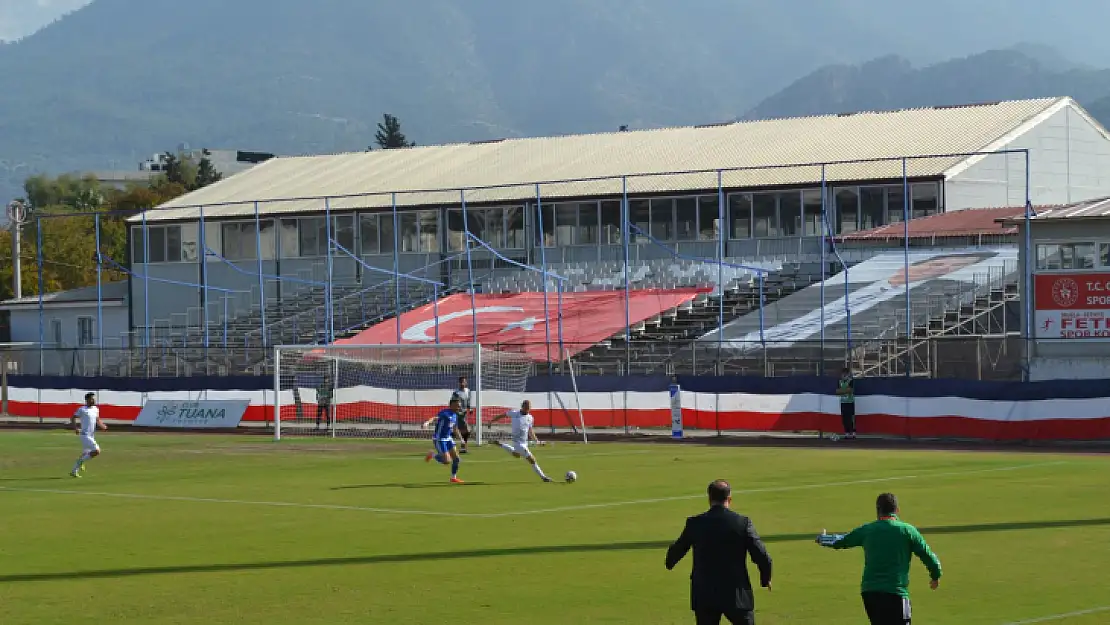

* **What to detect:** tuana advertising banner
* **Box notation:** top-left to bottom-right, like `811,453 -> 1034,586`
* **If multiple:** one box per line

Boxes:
1034,272 -> 1110,340
134,399 -> 250,428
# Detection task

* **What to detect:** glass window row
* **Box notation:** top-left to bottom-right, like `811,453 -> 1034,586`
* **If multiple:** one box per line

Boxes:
1036,242 -> 1110,271
131,182 -> 941,263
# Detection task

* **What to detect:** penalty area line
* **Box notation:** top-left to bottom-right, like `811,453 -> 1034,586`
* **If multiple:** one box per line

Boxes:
0,461 -> 1065,519
1002,605 -> 1110,624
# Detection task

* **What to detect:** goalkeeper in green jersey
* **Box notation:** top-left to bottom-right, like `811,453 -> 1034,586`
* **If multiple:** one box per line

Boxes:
816,493 -> 942,625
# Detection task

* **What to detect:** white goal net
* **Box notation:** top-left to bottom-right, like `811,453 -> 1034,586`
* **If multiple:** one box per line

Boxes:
273,344 -> 533,442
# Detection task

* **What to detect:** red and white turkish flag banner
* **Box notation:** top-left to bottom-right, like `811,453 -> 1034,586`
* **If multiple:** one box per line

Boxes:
1034,272 -> 1110,340
339,288 -> 707,362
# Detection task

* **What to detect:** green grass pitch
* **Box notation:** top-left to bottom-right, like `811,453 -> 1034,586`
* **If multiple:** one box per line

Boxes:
1,431 -> 1108,624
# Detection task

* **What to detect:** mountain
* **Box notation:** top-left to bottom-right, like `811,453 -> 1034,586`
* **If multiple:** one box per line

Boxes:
0,0 -> 91,41
8,0 -> 1110,203
744,47 -> 1110,124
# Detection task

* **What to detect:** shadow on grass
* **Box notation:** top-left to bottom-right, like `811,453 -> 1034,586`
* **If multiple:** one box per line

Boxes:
0,477 -> 65,482
331,482 -> 492,490
3,517 -> 1108,584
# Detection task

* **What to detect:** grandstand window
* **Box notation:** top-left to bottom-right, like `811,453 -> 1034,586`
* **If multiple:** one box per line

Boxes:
698,196 -> 719,240
398,212 -> 419,252
579,202 -> 600,245
911,182 -> 940,218
630,199 -> 650,240
752,193 -> 778,237
555,203 -> 577,246
886,186 -> 907,224
779,191 -> 801,236
359,214 -> 381,255
676,197 -> 698,240
506,206 -> 526,248
179,223 -> 198,262
860,186 -> 886,230
535,204 -> 554,247
132,225 -> 184,264
417,210 -> 439,253
728,193 -> 752,239
221,221 -> 259,261
380,212 -> 395,254
650,198 -> 674,240
600,200 -> 622,244
1071,243 -> 1096,269
835,188 -> 859,234
802,189 -> 823,236
334,215 -> 355,253
1036,244 -> 1062,270
294,217 -> 326,257
487,207 -> 507,248
1101,243 -> 1110,268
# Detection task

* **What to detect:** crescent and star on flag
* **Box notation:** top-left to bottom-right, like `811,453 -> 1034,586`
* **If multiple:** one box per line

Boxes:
401,306 -> 550,342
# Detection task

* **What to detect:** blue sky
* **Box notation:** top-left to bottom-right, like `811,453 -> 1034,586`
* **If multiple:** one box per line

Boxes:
0,0 -> 91,41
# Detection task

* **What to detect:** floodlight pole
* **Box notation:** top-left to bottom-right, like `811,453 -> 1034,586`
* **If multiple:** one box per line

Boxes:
94,213 -> 104,370
141,209 -> 151,349
392,193 -> 402,344
199,204 -> 210,349
621,176 -> 631,371
253,201 -> 267,346
716,171 -> 725,364
324,197 -> 335,344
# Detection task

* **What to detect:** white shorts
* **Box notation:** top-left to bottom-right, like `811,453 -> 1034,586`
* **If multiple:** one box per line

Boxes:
80,435 -> 100,453
507,440 -> 532,458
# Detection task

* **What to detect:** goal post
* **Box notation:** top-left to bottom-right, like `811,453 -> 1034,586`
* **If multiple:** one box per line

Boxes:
272,344 -> 532,442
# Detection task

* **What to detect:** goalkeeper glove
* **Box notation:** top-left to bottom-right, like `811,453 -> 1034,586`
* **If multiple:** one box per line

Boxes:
815,530 -> 845,547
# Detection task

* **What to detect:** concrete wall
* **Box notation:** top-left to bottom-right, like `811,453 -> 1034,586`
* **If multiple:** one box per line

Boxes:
8,305 -> 129,347
945,103 -> 1110,210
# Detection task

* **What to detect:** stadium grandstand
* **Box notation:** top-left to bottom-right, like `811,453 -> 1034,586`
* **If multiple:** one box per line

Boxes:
8,96 -> 1110,382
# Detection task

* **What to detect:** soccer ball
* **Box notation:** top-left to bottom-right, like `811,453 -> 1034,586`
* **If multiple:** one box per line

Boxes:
564,470 -> 577,483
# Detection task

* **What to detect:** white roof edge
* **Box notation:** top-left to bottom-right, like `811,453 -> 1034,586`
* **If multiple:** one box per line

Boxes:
942,97 -> 1072,180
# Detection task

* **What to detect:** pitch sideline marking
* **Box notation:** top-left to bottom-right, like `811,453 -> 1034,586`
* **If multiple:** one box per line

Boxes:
1002,606 -> 1110,624
0,461 -> 1065,518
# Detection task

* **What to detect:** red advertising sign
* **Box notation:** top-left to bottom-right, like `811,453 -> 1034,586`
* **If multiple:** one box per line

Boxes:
339,289 -> 706,361
1034,272 -> 1110,339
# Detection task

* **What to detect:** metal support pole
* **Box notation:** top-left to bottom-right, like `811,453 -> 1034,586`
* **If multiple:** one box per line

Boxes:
556,280 -> 565,363
716,171 -> 725,364
392,193 -> 402,344
253,202 -> 267,346
35,215 -> 44,374
902,158 -> 911,378
324,197 -> 335,343
1023,150 -> 1033,348
199,205 -> 210,349
819,165 -> 827,373
461,190 -> 479,343
534,184 -> 553,364
621,177 -> 632,368
433,285 -> 440,344
141,210 -> 151,349
94,213 -> 104,349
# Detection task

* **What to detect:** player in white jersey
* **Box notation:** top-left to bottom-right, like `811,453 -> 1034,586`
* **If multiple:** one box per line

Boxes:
451,376 -> 472,453
488,400 -> 552,482
70,392 -> 107,478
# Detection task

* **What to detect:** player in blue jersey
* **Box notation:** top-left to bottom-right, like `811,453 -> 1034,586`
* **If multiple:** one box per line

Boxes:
421,397 -> 465,484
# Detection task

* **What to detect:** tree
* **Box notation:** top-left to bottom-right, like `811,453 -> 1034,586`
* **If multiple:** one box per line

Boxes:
194,149 -> 223,189
374,113 -> 414,149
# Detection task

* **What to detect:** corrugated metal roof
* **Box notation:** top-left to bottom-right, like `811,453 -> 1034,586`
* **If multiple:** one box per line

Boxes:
1022,196 -> 1110,221
0,281 -> 128,307
838,206 -> 1026,241
135,97 -> 1067,223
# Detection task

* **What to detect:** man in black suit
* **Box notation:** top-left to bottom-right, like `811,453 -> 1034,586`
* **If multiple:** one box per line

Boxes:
665,480 -> 773,625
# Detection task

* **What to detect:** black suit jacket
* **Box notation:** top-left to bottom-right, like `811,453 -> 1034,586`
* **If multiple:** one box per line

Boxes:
665,506 -> 772,612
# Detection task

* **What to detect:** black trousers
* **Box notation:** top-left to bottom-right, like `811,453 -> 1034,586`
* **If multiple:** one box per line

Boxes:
694,608 -> 754,625
840,402 -> 856,434
316,403 -> 330,426
457,418 -> 470,443
862,592 -> 911,625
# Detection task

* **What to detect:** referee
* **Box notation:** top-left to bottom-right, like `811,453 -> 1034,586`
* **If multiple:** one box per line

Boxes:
816,493 -> 942,625
451,376 -> 472,453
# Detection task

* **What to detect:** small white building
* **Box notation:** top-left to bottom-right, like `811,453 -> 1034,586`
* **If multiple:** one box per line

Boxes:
0,281 -> 129,348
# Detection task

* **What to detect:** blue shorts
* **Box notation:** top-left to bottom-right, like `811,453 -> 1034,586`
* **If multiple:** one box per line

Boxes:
434,439 -> 456,455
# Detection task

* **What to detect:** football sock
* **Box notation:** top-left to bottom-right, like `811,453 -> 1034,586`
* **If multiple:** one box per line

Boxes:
451,457 -> 460,478
72,452 -> 91,472
434,453 -> 447,464
530,462 -> 547,479
498,442 -> 514,455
